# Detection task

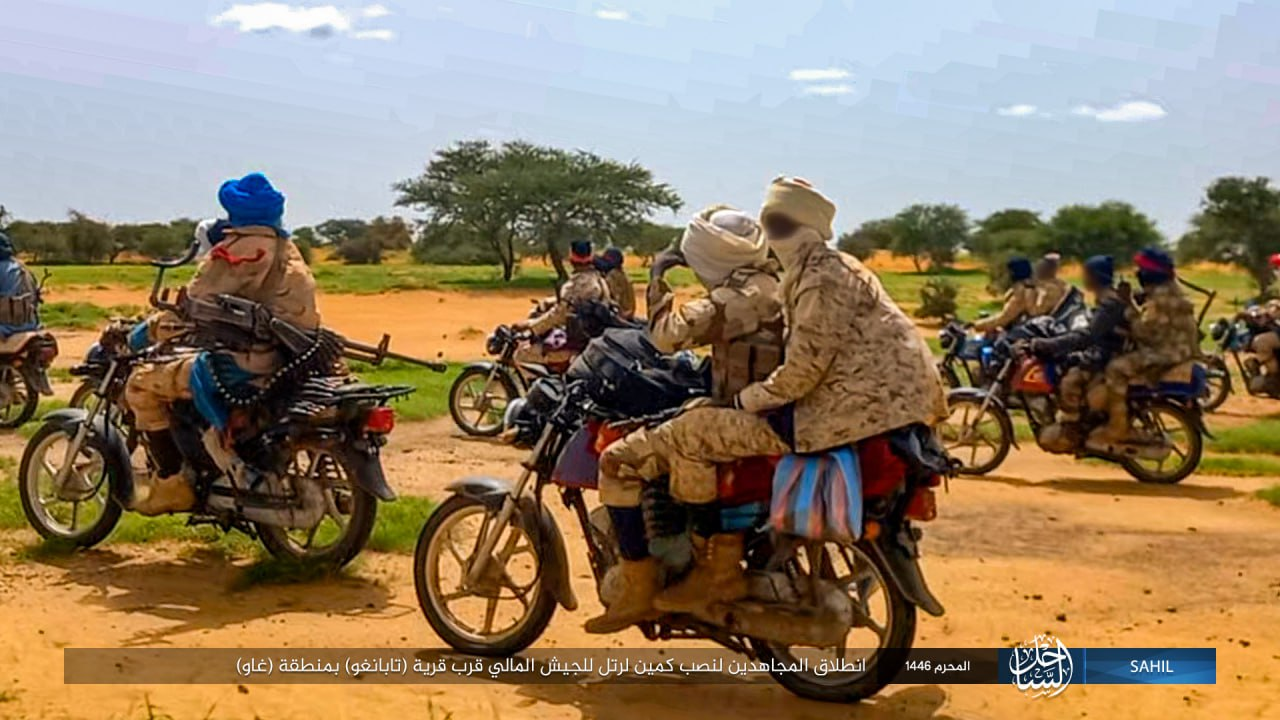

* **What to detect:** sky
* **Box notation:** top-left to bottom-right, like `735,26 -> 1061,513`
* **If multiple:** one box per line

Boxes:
1,0 -> 1278,239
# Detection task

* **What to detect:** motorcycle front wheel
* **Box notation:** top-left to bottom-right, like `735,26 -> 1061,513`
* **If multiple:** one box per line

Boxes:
1200,356 -> 1231,412
19,421 -> 123,546
413,494 -> 557,656
935,394 -> 1013,475
256,443 -> 378,568
749,539 -> 916,704
449,367 -> 520,437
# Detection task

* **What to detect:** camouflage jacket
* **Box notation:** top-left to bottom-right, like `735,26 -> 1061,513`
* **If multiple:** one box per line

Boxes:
528,266 -> 610,336
1031,277 -> 1070,316
147,226 -> 320,374
737,241 -> 948,453
604,267 -> 636,317
648,265 -> 784,400
1127,281 -> 1199,366
974,281 -> 1037,332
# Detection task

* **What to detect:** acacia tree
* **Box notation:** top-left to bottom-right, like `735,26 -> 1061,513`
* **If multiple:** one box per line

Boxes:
1179,176 -> 1280,291
395,140 -> 681,281
1048,201 -> 1161,265
890,204 -> 969,271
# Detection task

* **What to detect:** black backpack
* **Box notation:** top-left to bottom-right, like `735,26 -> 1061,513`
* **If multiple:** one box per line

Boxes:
567,328 -> 708,417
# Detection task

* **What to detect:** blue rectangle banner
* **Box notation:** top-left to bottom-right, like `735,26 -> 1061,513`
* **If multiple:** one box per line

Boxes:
1083,648 -> 1216,685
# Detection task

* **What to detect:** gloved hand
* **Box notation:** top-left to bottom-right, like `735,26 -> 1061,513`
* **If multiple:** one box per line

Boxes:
650,248 -> 686,280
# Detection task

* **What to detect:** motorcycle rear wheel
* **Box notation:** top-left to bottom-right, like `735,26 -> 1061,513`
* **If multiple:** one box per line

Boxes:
0,366 -> 40,429
1200,356 -> 1231,412
414,494 -> 557,656
1121,401 -> 1203,484
749,539 -> 916,704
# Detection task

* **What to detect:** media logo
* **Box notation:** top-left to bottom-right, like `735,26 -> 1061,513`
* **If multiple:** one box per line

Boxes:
1008,634 -> 1073,698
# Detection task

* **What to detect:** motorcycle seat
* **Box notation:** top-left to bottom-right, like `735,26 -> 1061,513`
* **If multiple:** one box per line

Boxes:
0,331 -> 41,356
1129,362 -> 1206,398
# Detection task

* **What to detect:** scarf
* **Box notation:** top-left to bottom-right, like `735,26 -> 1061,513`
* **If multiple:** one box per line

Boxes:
680,212 -> 769,288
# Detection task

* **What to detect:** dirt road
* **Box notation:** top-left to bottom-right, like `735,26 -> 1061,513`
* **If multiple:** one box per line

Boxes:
1,416 -> 1277,720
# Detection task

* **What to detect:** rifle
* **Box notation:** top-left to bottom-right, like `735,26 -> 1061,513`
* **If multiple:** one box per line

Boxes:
1177,276 -> 1217,326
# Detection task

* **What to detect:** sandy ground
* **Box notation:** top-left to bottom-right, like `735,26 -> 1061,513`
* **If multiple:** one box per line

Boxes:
4,288 -> 1278,719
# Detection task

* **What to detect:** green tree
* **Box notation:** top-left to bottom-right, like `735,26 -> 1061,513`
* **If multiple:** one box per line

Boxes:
109,224 -> 144,263
969,209 -> 1049,260
838,218 -> 896,261
367,216 -> 413,252
137,223 -> 187,259
1178,176 -> 1280,291
614,221 -> 681,265
6,220 -> 68,263
1049,201 -> 1162,266
64,210 -> 113,263
292,226 -> 317,264
916,277 -> 959,319
890,204 -> 969,271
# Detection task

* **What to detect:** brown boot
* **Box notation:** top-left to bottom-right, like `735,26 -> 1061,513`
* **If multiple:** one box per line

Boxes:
1102,398 -> 1131,442
130,474 -> 195,516
652,533 -> 748,616
584,558 -> 659,634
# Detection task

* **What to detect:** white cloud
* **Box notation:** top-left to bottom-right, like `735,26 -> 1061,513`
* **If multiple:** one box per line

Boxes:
801,84 -> 855,96
594,8 -> 630,21
1072,100 -> 1167,123
996,103 -> 1039,117
789,68 -> 851,82
211,3 -> 394,40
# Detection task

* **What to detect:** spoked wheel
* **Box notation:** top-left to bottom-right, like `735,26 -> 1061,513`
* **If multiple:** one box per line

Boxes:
257,444 -> 377,567
749,540 -> 916,704
1200,356 -> 1231,412
0,366 -> 39,429
449,367 -> 520,437
414,494 -> 556,655
1121,401 -> 1203,484
18,422 -> 123,546
935,393 -> 1012,475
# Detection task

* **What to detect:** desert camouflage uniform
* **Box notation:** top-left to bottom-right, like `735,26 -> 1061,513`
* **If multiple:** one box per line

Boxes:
604,267 -> 636,318
973,280 -> 1037,332
606,242 -> 947,506
599,265 -> 783,507
1104,282 -> 1199,396
1249,298 -> 1280,375
1031,277 -> 1070,316
125,226 -> 320,431
515,266 -> 610,366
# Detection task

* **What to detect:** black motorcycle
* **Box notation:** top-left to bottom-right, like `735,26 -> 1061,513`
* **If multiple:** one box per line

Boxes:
19,242 -> 442,566
1203,308 -> 1278,410
414,328 -> 947,704
0,270 -> 58,428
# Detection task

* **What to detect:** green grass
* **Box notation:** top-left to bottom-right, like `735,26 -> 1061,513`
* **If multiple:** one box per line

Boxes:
1258,486 -> 1280,507
41,302 -> 145,330
1206,418 -> 1280,455
1200,454 -> 1280,477
350,360 -> 459,422
367,494 -> 435,554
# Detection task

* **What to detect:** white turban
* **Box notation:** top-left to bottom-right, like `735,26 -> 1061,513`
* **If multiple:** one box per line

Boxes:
679,209 -> 769,288
194,218 -> 218,259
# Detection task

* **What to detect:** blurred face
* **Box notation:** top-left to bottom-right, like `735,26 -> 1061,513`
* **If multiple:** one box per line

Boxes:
762,212 -> 801,241
1083,271 -> 1103,294
1035,262 -> 1056,281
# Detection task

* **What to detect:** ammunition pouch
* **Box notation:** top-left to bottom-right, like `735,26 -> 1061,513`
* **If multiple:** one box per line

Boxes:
712,337 -> 783,400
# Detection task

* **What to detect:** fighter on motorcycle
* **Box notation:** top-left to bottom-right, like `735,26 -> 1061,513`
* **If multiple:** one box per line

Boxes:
0,230 -> 58,428
414,178 -> 952,704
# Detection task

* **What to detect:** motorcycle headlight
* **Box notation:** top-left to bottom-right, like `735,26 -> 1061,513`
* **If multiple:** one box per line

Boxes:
502,397 -> 528,430
485,333 -> 503,356
84,342 -> 106,364
1209,319 -> 1227,341
938,332 -> 955,350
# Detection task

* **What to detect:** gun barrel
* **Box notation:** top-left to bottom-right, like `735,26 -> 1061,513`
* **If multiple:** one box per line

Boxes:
340,334 -> 447,372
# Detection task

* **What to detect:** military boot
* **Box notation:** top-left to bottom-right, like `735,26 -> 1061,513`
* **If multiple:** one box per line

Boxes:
130,473 -> 195,516
583,557 -> 659,634
652,533 -> 748,616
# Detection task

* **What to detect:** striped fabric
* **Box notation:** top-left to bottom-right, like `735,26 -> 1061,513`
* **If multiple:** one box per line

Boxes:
769,446 -> 863,543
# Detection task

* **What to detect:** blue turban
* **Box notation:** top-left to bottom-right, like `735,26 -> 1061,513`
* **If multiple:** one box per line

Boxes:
594,247 -> 623,272
218,172 -> 286,231
0,231 -> 12,260
1134,246 -> 1175,285
569,239 -> 593,264
1007,257 -> 1032,283
1083,255 -> 1114,287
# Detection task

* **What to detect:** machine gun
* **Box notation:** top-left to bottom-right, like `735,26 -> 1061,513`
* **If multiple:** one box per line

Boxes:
148,240 -> 446,373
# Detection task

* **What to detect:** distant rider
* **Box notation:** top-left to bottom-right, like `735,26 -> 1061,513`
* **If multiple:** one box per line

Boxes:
1027,255 -> 1127,446
595,247 -> 636,319
973,257 -> 1037,334
1241,253 -> 1280,393
513,239 -> 610,365
1093,248 -> 1198,447
1031,252 -> 1071,316
586,206 -> 784,634
124,173 -> 321,515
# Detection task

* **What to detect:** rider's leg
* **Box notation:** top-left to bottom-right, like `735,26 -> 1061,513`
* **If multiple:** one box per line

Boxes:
1096,353 -> 1142,444
124,358 -> 197,515
584,429 -> 662,634
1058,367 -> 1089,422
647,408 -> 788,616
1252,331 -> 1280,380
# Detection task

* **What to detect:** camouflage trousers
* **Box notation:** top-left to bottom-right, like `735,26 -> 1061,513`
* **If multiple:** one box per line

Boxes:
1058,367 -> 1094,419
1251,331 -> 1280,374
598,407 -> 789,508
1103,350 -> 1184,398
124,356 -> 197,432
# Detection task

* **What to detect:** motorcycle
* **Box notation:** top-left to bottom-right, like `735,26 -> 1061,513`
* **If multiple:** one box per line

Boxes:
449,302 -> 643,438
938,323 -> 1207,484
414,328 -> 947,704
18,242 -> 442,566
1203,308 -> 1278,409
936,320 -> 988,389
0,270 -> 58,428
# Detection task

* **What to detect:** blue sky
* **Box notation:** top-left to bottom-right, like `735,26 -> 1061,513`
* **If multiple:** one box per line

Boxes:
2,0 -> 1278,238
